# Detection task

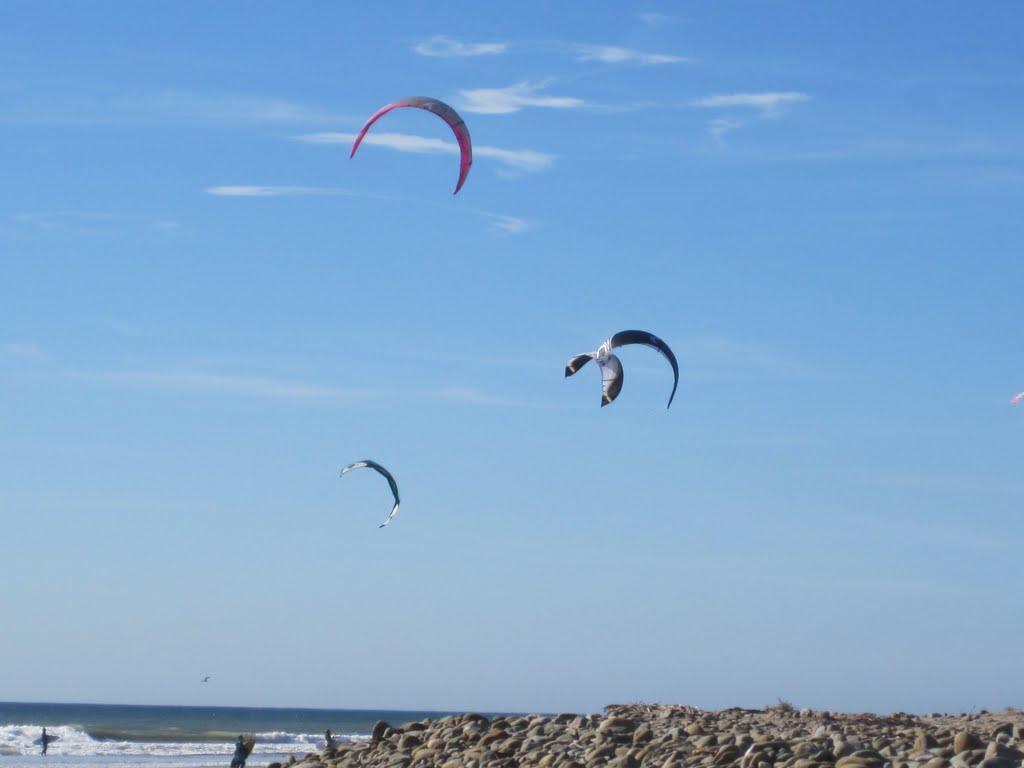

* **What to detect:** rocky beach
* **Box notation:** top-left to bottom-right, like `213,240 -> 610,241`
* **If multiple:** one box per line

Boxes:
269,704 -> 1024,768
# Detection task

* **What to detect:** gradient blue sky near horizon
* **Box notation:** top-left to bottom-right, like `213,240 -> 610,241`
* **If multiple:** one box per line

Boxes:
2,1 -> 1023,715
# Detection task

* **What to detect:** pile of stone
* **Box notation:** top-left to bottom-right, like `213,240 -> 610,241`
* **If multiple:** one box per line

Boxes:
266,704 -> 1024,768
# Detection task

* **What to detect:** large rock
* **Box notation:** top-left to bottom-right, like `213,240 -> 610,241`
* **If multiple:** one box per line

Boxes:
713,745 -> 742,765
954,733 -> 983,753
372,720 -> 391,744
480,730 -> 508,747
984,743 -> 1022,762
599,717 -> 637,734
836,756 -> 884,768
410,746 -> 438,762
398,734 -> 422,750
584,744 -> 617,763
916,731 -> 940,752
608,754 -> 639,768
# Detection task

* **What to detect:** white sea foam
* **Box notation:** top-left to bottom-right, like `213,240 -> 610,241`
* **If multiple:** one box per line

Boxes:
0,723 -> 364,759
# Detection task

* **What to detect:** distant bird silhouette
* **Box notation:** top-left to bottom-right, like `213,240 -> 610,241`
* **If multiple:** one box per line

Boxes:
201,675 -> 211,683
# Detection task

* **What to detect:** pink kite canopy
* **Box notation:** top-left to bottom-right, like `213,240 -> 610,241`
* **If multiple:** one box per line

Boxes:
1012,391 -> 1024,406
350,96 -> 473,194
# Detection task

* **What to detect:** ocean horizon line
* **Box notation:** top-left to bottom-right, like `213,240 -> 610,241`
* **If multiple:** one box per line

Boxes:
0,699 -> 514,716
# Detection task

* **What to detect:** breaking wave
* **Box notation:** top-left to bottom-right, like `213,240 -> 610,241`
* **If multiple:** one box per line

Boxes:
0,723 -> 365,757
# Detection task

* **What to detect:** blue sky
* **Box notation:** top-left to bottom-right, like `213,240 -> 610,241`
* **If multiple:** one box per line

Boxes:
1,1 -> 1022,714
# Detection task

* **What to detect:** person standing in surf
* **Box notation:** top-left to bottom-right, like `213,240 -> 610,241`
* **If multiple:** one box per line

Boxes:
40,728 -> 51,755
230,735 -> 247,768
325,729 -> 337,749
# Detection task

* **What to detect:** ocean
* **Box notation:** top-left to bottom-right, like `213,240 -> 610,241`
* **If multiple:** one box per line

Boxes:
0,702 -> 470,768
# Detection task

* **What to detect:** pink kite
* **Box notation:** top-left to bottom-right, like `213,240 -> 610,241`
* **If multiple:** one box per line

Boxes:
1012,391 -> 1024,406
350,97 -> 473,194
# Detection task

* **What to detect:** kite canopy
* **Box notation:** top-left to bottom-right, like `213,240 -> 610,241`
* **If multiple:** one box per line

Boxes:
609,330 -> 679,408
597,353 -> 624,407
350,97 -> 473,194
339,459 -> 401,528
1012,391 -> 1024,406
565,329 -> 679,408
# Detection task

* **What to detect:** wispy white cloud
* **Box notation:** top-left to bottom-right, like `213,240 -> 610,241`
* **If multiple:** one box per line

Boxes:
205,185 -> 364,197
413,34 -> 685,66
690,91 -> 810,116
0,87 -> 343,126
76,369 -> 378,402
458,81 -> 585,115
675,336 -> 815,381
432,386 -> 533,408
298,131 -> 447,152
475,145 -> 555,173
151,91 -> 343,123
11,210 -> 177,233
797,137 -> 1011,161
295,132 -> 555,173
1,342 -> 46,362
73,368 -> 531,407
413,35 -> 508,57
638,12 -> 674,26
476,211 -> 533,237
574,44 -> 686,65
12,211 -> 114,230
707,117 -> 743,144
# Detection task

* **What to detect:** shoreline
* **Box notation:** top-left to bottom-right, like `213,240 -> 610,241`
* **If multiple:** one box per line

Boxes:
270,704 -> 1024,768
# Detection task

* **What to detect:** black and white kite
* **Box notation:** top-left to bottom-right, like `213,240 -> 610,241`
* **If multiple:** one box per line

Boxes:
339,460 -> 401,527
566,330 -> 679,408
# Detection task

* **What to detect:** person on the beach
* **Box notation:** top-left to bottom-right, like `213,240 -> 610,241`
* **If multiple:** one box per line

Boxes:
230,735 -> 248,768
325,729 -> 337,749
40,728 -> 51,755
